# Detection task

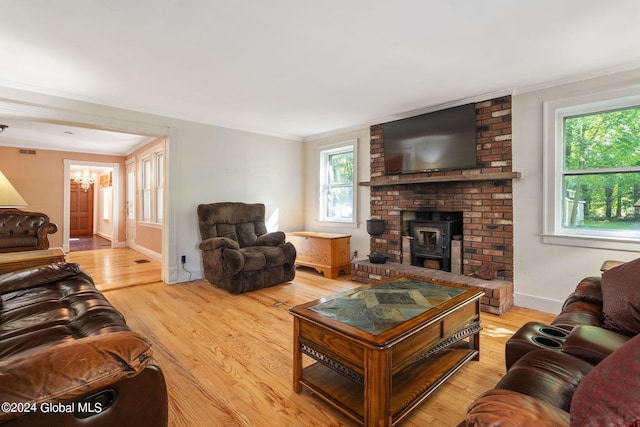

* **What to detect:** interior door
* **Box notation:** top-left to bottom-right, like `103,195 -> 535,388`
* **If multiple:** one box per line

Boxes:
70,180 -> 94,237
126,162 -> 136,247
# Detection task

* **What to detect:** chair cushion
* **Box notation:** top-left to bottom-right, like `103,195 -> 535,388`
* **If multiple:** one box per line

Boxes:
570,333 -> 640,427
236,222 -> 258,247
601,257 -> 640,336
239,247 -> 266,271
240,246 -> 288,271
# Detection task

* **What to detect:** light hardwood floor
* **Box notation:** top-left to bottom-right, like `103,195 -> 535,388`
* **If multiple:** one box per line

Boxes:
67,249 -> 555,426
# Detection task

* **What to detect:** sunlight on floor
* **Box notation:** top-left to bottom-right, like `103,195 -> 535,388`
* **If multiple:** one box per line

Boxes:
481,324 -> 517,338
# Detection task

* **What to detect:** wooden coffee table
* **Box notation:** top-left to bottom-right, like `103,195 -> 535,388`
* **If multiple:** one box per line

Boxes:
290,275 -> 483,427
0,249 -> 66,275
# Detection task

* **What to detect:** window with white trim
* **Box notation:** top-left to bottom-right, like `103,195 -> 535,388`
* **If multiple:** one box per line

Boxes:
156,153 -> 164,222
139,146 -> 164,224
102,187 -> 110,220
319,141 -> 356,223
543,88 -> 640,249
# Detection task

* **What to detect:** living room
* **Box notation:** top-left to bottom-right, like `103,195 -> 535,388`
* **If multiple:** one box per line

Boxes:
1,2 -> 640,426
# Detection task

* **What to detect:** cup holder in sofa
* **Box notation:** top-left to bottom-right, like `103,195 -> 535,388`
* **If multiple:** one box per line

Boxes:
505,322 -> 570,370
531,336 -> 563,349
538,326 -> 569,339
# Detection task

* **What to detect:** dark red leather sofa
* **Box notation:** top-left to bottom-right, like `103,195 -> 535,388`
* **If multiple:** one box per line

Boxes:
464,258 -> 640,426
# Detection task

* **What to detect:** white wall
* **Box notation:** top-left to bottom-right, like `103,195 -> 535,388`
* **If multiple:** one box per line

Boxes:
512,69 -> 640,314
173,122 -> 304,281
303,128 -> 371,261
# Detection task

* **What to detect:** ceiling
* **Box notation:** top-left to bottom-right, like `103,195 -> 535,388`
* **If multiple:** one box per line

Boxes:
1,0 -> 640,155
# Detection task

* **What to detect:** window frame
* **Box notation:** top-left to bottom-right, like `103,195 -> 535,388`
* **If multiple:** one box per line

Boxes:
542,85 -> 640,251
317,139 -> 357,225
139,145 -> 165,225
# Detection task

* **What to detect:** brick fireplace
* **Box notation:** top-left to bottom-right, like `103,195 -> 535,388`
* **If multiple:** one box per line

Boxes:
352,96 -> 515,314
367,96 -> 514,279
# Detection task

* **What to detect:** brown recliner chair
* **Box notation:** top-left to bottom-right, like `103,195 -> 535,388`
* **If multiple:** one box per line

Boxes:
197,202 -> 296,294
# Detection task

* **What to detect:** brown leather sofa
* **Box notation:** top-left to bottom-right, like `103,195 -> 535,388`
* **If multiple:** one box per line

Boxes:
464,258 -> 640,426
0,263 -> 168,426
0,209 -> 58,253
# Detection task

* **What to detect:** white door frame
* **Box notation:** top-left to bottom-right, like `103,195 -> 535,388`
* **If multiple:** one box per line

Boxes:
63,160 -> 120,252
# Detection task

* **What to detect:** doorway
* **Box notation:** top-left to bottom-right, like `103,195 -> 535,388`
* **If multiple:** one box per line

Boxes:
70,179 -> 94,237
63,161 -> 118,253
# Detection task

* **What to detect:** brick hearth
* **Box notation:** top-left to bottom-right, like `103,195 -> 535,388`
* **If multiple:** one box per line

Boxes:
352,260 -> 514,315
367,96 -> 515,280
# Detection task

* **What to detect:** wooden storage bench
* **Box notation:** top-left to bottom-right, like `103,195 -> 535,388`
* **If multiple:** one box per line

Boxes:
287,232 -> 351,279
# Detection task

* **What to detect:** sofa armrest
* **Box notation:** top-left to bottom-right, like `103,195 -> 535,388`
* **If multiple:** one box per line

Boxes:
0,331 -> 153,422
35,222 -> 58,250
199,237 -> 240,251
255,231 -> 285,247
562,325 -> 631,365
465,389 -> 569,426
0,263 -> 83,294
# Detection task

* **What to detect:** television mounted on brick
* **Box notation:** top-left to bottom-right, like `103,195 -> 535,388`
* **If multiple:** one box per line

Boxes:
383,103 -> 477,174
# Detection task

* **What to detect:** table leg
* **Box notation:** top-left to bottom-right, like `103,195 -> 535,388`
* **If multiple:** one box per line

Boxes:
364,348 -> 392,427
471,328 -> 481,361
292,317 -> 302,393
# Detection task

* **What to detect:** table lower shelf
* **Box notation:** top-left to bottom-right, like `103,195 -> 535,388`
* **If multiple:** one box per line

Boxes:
299,342 -> 478,426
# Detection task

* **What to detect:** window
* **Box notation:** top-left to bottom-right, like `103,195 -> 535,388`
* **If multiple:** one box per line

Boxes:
102,187 -> 110,220
319,141 -> 356,223
139,146 -> 164,224
141,157 -> 152,221
156,153 -> 164,222
543,88 -> 640,249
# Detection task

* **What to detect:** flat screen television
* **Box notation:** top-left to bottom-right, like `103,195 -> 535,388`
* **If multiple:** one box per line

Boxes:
383,103 -> 477,174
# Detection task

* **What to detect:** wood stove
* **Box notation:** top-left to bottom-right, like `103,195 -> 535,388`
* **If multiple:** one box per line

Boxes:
410,219 -> 462,272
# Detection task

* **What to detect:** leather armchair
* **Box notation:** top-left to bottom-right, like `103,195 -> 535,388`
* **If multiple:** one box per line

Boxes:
197,202 -> 296,293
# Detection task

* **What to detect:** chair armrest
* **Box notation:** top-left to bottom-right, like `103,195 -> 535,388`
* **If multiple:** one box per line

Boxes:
0,263 -> 83,294
562,325 -> 631,365
255,231 -> 285,247
0,331 -> 153,422
199,237 -> 240,251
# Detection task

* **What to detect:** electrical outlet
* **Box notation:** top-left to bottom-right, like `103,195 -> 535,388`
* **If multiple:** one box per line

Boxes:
181,255 -> 186,264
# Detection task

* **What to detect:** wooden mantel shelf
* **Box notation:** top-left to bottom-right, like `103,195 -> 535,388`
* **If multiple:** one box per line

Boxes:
359,171 -> 522,187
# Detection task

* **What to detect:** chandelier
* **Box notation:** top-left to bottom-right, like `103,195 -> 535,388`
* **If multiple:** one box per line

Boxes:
74,170 -> 97,192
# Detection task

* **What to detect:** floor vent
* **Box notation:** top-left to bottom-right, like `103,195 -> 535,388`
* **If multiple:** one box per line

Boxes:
18,148 -> 37,155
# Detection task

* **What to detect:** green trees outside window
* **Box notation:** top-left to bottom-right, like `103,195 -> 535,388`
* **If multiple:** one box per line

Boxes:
563,106 -> 640,230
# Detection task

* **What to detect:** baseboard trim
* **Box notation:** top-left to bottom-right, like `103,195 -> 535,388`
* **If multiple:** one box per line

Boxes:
514,292 -> 563,315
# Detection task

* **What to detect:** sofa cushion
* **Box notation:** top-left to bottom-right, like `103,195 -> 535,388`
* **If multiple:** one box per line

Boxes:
0,236 -> 38,249
601,257 -> 640,336
466,389 -> 570,426
0,263 -> 82,294
570,333 -> 640,427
